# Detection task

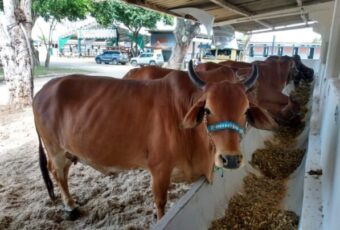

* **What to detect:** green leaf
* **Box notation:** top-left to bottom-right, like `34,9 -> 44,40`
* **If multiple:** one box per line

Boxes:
91,0 -> 174,37
32,0 -> 93,22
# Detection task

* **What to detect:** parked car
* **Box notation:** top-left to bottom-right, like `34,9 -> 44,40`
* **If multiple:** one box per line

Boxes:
130,52 -> 164,67
95,51 -> 129,65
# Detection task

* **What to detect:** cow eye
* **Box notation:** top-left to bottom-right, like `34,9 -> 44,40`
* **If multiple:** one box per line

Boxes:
204,108 -> 211,115
245,110 -> 255,124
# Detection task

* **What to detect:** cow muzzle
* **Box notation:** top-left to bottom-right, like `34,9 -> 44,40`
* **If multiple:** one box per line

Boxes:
219,154 -> 243,169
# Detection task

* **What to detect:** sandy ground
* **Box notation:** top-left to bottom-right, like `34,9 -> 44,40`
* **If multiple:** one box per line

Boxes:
0,107 -> 190,229
0,58 -> 190,229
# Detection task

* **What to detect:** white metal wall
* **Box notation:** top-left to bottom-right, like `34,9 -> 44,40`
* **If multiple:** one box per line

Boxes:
301,0 -> 340,229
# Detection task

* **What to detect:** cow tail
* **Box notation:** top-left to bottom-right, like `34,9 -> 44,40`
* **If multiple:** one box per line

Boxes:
37,131 -> 56,201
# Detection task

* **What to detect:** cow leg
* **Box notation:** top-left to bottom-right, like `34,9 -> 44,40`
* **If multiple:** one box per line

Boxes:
150,165 -> 172,220
48,152 -> 79,219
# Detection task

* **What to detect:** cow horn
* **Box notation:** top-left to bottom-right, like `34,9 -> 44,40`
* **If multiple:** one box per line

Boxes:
243,64 -> 258,91
188,60 -> 206,88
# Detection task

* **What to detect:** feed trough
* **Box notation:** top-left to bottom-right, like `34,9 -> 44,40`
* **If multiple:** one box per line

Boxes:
154,79 -> 313,230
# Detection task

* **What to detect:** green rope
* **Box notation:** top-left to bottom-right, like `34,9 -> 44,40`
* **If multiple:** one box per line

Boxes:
214,166 -> 224,178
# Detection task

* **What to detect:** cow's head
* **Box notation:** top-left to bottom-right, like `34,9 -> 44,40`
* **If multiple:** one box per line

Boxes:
182,61 -> 278,169
292,55 -> 314,83
290,64 -> 304,86
270,58 -> 303,87
266,55 -> 313,86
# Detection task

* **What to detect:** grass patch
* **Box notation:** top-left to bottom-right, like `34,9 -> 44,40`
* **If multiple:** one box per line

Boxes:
33,66 -> 90,76
0,66 -> 90,82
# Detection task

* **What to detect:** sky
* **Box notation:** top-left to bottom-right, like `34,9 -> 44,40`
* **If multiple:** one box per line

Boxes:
243,27 -> 321,43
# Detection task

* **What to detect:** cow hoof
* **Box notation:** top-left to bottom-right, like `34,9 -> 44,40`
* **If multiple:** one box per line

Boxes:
65,207 -> 81,220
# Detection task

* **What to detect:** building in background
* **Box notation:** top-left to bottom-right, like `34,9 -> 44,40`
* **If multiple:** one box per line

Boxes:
246,42 -> 321,61
148,30 -> 176,61
58,26 -> 150,57
33,17 -> 150,59
148,29 -> 241,64
58,27 -> 117,57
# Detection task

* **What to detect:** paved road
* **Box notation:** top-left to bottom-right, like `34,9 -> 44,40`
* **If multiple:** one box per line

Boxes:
50,56 -> 135,77
0,57 -> 135,105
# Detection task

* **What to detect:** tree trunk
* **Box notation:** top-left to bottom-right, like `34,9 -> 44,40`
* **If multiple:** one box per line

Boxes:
130,31 -> 138,57
168,46 -> 188,69
240,35 -> 251,62
0,0 -> 34,109
20,0 -> 35,66
115,27 -> 119,46
45,49 -> 51,68
167,18 -> 200,70
134,34 -> 138,56
43,19 -> 56,68
31,16 -> 40,66
130,40 -> 135,57
33,45 -> 40,66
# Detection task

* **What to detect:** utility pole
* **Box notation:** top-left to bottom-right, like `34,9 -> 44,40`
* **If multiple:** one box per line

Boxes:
271,35 -> 276,55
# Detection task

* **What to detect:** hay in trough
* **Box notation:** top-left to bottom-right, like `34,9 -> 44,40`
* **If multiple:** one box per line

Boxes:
251,147 -> 305,179
0,216 -> 13,229
252,82 -> 308,179
291,82 -> 312,107
210,174 -> 298,230
268,124 -> 304,148
210,81 -> 312,230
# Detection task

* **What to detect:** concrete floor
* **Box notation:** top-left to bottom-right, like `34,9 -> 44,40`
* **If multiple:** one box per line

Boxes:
49,56 -> 135,78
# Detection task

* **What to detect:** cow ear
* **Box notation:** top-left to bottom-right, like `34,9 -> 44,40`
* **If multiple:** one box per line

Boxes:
182,95 -> 206,129
246,104 -> 278,130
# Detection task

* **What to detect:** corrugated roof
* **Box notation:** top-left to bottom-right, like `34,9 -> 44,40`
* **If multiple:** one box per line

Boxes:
77,29 -> 117,39
124,0 -> 334,33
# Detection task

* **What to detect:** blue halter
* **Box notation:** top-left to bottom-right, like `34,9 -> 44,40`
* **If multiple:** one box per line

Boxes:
207,121 -> 245,136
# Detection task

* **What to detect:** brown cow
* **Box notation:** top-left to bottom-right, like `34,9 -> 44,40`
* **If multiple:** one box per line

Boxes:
219,60 -> 252,70
221,58 -> 302,86
124,62 -> 299,125
124,66 -> 173,80
265,55 -> 314,85
33,61 -> 276,221
217,59 -> 301,125
123,64 -> 236,82
194,62 -> 224,72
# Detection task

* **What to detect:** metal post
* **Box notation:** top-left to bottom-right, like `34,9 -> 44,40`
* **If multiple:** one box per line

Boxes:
191,41 -> 196,60
271,35 -> 275,55
77,38 -> 81,57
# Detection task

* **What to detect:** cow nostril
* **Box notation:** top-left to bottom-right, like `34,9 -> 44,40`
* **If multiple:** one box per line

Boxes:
219,155 -> 227,164
220,155 -> 243,169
